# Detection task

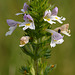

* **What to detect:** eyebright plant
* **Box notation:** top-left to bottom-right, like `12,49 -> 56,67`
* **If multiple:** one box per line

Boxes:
5,0 -> 71,75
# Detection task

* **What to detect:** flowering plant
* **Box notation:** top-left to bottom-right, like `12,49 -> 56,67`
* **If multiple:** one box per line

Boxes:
5,0 -> 71,75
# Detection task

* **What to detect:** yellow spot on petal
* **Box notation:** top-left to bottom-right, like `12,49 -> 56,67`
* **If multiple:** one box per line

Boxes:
47,18 -> 51,21
55,17 -> 58,19
54,40 -> 57,42
25,23 -> 31,26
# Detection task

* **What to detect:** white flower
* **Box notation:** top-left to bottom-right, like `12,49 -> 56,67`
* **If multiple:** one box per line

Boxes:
43,7 -> 66,24
19,22 -> 35,30
46,29 -> 64,48
19,14 -> 35,30
54,24 -> 71,36
19,36 -> 30,47
50,39 -> 64,48
43,10 -> 56,24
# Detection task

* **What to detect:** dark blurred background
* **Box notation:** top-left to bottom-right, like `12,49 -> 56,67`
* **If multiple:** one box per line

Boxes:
0,0 -> 75,75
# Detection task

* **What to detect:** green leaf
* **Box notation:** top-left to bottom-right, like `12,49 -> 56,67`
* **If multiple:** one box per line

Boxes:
37,47 -> 51,59
44,64 -> 57,75
21,43 -> 34,59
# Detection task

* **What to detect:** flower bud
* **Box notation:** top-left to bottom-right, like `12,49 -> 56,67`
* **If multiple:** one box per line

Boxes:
19,36 -> 30,47
51,65 -> 55,68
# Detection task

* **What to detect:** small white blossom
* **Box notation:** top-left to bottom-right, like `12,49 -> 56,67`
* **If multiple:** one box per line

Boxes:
19,36 -> 30,47
19,22 -> 35,30
43,7 -> 66,24
19,14 -> 35,30
43,10 -> 56,24
46,29 -> 64,48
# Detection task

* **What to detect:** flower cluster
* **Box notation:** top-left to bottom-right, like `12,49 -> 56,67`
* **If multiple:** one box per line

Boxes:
5,2 -> 71,48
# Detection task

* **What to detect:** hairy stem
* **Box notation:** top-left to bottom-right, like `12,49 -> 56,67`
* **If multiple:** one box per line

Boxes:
34,59 -> 38,75
34,38 -> 40,75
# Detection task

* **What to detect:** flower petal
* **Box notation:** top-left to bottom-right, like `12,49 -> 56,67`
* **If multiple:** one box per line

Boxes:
7,19 -> 17,27
62,17 -> 66,20
50,40 -> 56,48
61,31 -> 71,36
23,14 -> 33,22
51,7 -> 58,16
23,14 -> 27,20
19,44 -> 25,47
7,19 -> 21,26
23,26 -> 28,30
23,3 -> 29,11
19,24 -> 25,27
43,18 -> 56,24
56,39 -> 64,44
46,29 -> 64,40
44,10 -> 51,17
16,13 -> 23,15
29,22 -> 35,30
21,9 -> 25,13
5,26 -> 17,36
57,19 -> 63,24
26,14 -> 33,21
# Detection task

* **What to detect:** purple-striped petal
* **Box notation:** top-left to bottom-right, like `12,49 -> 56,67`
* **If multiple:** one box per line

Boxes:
52,30 -> 63,40
7,19 -> 18,27
51,7 -> 58,16
27,14 -> 33,21
44,10 -> 51,17
46,29 -> 63,40
23,3 -> 29,11
7,19 -> 21,27
23,14 -> 27,21
44,10 -> 49,17
23,14 -> 33,21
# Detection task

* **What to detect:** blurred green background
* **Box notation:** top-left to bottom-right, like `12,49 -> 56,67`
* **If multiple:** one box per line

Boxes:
0,0 -> 75,75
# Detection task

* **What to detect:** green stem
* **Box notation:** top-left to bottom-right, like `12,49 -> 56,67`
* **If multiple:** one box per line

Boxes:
34,59 -> 38,75
34,38 -> 40,75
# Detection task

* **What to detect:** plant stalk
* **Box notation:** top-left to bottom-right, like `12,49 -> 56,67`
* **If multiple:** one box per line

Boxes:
34,59 -> 38,75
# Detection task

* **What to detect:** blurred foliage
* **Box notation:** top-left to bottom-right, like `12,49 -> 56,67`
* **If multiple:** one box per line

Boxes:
0,0 -> 75,75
